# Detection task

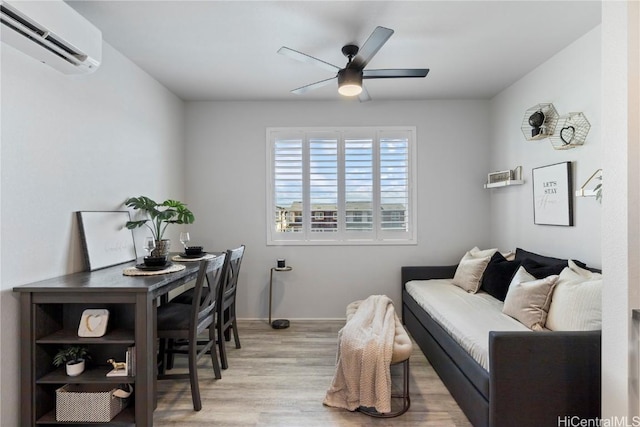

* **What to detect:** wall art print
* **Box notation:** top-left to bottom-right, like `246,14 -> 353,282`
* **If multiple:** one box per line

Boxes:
532,161 -> 573,226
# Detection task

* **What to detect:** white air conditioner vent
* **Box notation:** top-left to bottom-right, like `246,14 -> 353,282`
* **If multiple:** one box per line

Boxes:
0,0 -> 101,74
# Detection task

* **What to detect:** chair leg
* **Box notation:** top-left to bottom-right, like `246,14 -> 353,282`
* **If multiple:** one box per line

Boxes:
166,338 -> 176,370
223,308 -> 231,341
158,338 -> 167,375
188,336 -> 202,411
231,318 -> 241,349
217,321 -> 228,370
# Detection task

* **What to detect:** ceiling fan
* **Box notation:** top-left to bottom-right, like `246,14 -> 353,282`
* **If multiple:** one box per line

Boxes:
278,26 -> 429,102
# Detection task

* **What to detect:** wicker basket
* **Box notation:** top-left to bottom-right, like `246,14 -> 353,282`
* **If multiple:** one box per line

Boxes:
55,383 -> 130,422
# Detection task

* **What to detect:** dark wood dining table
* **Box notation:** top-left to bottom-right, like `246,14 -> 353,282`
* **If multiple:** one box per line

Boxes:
13,254 -> 206,426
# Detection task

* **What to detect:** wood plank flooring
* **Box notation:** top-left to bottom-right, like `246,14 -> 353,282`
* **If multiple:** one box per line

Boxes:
154,320 -> 472,426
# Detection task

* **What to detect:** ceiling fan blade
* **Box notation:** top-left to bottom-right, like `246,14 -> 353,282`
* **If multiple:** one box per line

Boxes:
358,85 -> 371,103
278,47 -> 341,74
291,76 -> 337,95
350,26 -> 394,70
363,69 -> 430,79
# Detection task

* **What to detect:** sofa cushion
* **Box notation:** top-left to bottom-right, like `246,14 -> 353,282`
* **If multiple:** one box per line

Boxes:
452,247 -> 497,293
520,258 -> 566,279
405,278 -> 529,370
502,266 -> 559,330
546,261 -> 602,331
515,248 -> 587,269
481,252 -> 521,301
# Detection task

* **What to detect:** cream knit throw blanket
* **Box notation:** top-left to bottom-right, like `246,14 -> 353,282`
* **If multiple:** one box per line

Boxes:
323,295 -> 397,413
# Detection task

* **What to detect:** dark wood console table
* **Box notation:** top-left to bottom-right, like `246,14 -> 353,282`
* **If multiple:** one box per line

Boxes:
13,257 -> 202,426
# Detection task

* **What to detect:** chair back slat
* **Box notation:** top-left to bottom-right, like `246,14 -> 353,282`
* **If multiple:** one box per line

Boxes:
190,254 -> 226,336
221,245 -> 245,305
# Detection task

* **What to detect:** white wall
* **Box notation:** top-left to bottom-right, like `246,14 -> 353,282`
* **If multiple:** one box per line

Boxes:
0,42 -> 186,426
185,100 -> 491,318
488,26 -> 602,268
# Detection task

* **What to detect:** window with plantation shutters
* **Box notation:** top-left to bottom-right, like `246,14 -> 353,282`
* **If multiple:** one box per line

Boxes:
267,127 -> 416,245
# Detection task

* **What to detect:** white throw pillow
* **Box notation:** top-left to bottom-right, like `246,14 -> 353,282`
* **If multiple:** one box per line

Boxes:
451,247 -> 498,293
503,266 -> 559,331
546,260 -> 602,331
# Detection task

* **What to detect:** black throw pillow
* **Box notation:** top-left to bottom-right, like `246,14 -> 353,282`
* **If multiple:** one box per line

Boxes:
520,258 -> 566,279
515,248 -> 587,269
480,252 -> 521,301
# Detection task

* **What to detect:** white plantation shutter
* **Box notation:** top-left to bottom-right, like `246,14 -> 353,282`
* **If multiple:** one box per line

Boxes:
379,133 -> 409,233
309,136 -> 338,234
344,137 -> 373,234
267,127 -> 416,245
272,135 -> 303,237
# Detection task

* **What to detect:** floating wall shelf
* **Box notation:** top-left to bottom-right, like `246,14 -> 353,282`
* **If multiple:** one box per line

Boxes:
575,168 -> 602,197
484,180 -> 524,189
521,103 -> 559,141
484,166 -> 524,189
550,112 -> 591,150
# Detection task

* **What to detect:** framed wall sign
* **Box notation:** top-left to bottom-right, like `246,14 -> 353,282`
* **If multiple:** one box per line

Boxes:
77,211 -> 137,270
532,162 -> 574,226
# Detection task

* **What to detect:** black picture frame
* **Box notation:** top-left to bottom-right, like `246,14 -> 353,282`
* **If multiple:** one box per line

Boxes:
532,161 -> 573,226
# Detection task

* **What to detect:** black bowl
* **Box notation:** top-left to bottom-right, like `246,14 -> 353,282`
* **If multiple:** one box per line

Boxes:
144,256 -> 167,267
185,246 -> 204,256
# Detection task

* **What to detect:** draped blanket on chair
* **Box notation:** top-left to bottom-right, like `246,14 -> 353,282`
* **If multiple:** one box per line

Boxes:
323,295 -> 397,413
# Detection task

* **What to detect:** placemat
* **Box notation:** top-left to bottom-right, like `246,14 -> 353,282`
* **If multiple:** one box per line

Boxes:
123,263 -> 186,276
171,254 -> 216,262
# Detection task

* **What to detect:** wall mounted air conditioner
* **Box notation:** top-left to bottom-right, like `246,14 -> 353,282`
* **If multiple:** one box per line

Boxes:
0,0 -> 101,74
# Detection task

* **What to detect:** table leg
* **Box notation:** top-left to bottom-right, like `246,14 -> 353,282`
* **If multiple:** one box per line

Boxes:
269,268 -> 274,325
135,293 -> 154,426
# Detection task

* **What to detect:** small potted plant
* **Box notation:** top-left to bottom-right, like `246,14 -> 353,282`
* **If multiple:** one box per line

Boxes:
53,345 -> 90,376
124,196 -> 195,257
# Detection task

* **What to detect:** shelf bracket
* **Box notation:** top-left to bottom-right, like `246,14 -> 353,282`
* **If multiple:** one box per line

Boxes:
575,168 -> 602,197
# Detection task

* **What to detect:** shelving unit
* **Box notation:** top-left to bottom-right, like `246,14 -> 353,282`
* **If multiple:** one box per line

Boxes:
32,302 -> 136,425
14,258 -> 202,427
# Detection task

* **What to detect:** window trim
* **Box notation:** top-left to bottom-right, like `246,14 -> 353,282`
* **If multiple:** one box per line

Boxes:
266,126 -> 417,246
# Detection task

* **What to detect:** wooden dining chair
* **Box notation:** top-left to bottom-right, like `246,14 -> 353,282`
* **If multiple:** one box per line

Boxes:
170,245 -> 246,370
216,245 -> 245,370
156,254 -> 226,411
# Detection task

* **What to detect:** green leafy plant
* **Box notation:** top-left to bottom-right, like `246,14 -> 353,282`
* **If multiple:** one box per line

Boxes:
53,345 -> 90,367
124,196 -> 195,241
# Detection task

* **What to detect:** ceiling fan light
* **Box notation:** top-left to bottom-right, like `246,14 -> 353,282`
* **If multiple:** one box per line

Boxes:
337,68 -> 363,97
338,83 -> 362,96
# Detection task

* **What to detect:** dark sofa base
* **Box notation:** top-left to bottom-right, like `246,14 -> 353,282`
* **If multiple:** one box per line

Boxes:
403,289 -> 489,427
401,267 -> 601,427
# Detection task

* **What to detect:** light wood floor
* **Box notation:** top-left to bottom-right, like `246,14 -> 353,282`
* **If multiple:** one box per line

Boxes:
154,320 -> 472,426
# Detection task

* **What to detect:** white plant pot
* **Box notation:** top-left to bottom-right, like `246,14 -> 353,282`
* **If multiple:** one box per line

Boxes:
65,359 -> 85,376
